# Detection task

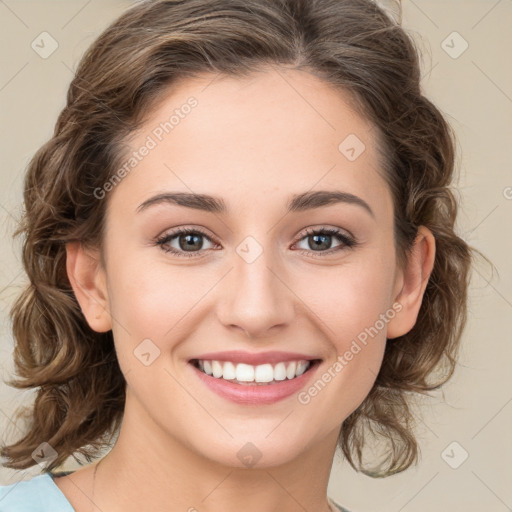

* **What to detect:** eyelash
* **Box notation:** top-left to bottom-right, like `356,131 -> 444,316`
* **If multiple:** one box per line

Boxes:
155,226 -> 358,259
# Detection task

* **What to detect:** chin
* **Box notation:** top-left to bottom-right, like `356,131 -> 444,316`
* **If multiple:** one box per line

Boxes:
191,433 -> 311,470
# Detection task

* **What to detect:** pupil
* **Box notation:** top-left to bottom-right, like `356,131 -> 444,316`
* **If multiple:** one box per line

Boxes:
181,233 -> 202,251
311,234 -> 330,251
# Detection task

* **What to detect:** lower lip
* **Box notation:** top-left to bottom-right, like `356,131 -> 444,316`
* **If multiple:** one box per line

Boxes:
189,360 -> 321,405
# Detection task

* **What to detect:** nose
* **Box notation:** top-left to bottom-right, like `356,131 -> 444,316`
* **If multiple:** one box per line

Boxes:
216,245 -> 295,339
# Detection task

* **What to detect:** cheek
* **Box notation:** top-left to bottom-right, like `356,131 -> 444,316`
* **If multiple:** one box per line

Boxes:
106,251 -> 212,342
105,259 -> 202,382
293,254 -> 392,400
296,254 -> 395,344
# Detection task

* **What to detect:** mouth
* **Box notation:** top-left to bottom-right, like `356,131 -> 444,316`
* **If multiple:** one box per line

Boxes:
189,358 -> 322,386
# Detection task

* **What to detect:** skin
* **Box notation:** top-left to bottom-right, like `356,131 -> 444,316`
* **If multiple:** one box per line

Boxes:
58,65 -> 435,512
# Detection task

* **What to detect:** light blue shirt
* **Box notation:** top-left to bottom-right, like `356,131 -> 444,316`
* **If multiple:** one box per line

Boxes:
0,472 -> 74,511
0,471 -> 352,511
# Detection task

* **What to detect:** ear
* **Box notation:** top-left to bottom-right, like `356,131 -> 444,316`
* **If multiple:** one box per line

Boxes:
65,241 -> 112,333
386,225 -> 436,339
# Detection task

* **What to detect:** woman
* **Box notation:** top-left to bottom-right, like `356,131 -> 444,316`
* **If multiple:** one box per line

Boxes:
0,0 -> 484,510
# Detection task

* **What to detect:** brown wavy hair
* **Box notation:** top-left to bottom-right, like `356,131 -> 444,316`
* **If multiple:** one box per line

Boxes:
1,0 -> 492,478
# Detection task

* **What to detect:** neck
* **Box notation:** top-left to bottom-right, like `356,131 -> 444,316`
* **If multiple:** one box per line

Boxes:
92,387 -> 341,512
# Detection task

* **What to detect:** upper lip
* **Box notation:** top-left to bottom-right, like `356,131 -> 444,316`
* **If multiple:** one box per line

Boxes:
189,350 -> 321,366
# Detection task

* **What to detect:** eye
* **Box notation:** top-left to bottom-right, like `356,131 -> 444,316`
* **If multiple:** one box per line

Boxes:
155,226 -> 358,259
156,227 -> 217,258
292,227 -> 357,257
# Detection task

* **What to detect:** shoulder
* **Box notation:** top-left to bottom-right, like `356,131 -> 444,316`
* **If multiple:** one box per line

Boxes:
0,472 -> 75,511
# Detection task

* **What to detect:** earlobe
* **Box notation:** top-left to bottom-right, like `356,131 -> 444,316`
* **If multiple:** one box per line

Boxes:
65,241 -> 112,333
387,226 -> 436,340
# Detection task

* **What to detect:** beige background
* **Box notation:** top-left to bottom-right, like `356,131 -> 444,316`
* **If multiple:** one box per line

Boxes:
0,1 -> 511,511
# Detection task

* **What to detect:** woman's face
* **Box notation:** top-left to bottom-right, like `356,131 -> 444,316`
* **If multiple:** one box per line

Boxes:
74,67 -> 415,469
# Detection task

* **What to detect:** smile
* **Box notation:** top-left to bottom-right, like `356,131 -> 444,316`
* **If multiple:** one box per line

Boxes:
188,350 -> 323,404
192,359 -> 315,385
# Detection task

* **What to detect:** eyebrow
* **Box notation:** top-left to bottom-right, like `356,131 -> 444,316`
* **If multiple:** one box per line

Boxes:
136,190 -> 375,219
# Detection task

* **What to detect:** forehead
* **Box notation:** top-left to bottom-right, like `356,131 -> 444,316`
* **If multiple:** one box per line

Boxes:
111,67 -> 392,219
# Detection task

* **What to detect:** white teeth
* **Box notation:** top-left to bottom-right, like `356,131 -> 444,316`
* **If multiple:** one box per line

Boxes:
286,361 -> 297,379
223,361 -> 236,380
195,359 -> 313,383
236,363 -> 255,382
203,360 -> 212,375
254,364 -> 274,383
273,362 -> 287,381
211,360 -> 223,378
296,361 -> 309,376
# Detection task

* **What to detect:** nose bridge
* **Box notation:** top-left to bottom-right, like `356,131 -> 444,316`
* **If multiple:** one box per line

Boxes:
217,235 -> 294,337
